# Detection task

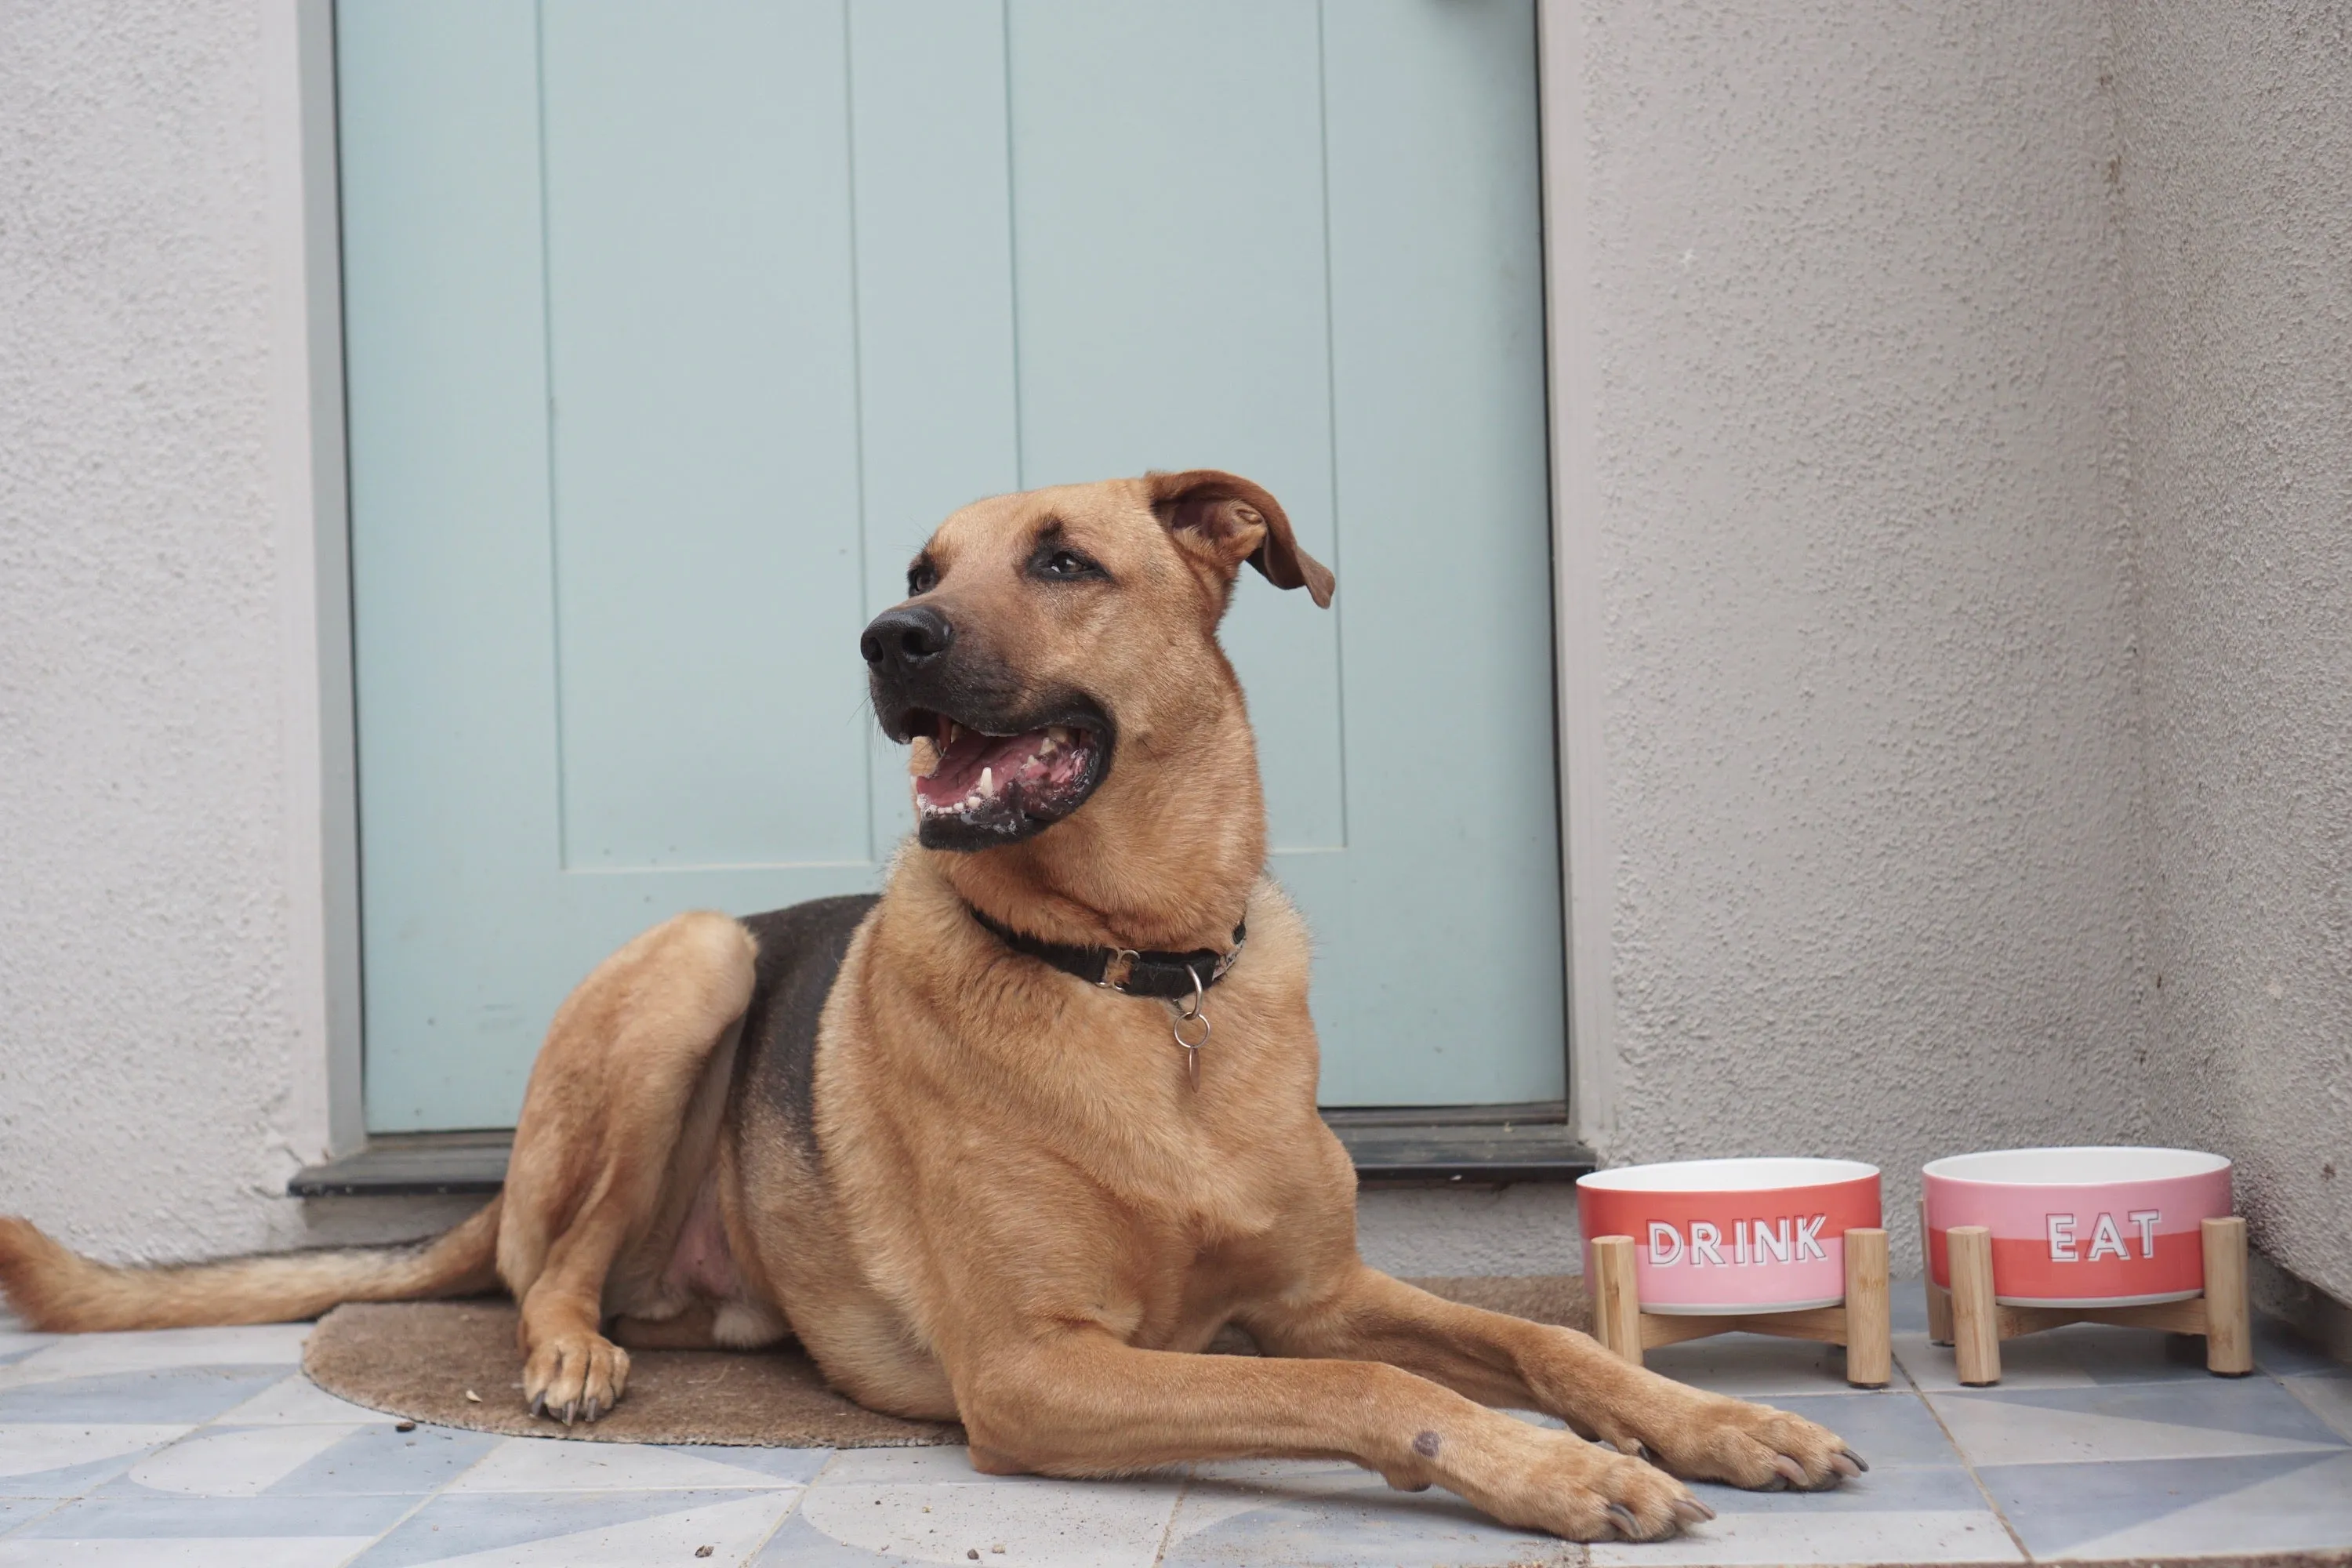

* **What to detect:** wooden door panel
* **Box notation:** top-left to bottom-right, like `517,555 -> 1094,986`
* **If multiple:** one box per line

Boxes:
542,1 -> 868,871
1007,1 -> 1347,853
341,0 -> 1560,1129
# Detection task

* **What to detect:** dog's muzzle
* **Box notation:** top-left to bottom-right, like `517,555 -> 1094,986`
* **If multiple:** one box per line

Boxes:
859,603 -> 1112,848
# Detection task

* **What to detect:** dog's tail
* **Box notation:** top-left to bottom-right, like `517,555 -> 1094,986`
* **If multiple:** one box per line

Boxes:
0,1198 -> 503,1332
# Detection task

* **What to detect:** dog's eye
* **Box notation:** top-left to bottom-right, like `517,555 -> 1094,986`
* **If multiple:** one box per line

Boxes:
1034,546 -> 1102,581
906,561 -> 938,596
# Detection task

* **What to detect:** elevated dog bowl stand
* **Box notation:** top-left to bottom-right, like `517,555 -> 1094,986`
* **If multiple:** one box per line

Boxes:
1586,1228 -> 1892,1388
1921,1204 -> 2252,1386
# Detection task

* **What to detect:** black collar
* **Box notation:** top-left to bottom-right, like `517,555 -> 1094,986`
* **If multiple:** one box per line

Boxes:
966,903 -> 1246,999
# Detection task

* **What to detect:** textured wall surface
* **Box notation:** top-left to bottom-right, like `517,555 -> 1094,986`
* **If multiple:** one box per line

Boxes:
2115,4 -> 2352,1304
1574,2 -> 2147,1266
1356,1187 -> 1581,1279
0,2 -> 323,1263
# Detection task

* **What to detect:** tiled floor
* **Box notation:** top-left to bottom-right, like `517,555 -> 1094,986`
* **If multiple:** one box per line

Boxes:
2,1290 -> 2347,1566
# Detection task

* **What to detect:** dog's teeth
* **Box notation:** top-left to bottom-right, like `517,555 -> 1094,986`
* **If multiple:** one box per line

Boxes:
1037,734 -> 1058,757
979,766 -> 995,798
1047,725 -> 1071,745
945,720 -> 961,746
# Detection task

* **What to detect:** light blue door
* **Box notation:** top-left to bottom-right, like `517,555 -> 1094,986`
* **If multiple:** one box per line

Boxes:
339,0 -> 1562,1131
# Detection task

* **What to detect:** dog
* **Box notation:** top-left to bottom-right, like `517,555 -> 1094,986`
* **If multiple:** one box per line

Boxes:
0,470 -> 1860,1540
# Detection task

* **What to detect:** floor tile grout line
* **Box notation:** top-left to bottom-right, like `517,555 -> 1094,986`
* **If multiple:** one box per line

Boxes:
1900,1355 -> 2035,1564
735,1478 -> 808,1566
1149,1461 -> 1193,1567
328,1483 -> 446,1568
2281,1373 -> 2352,1446
0,1497 -> 72,1544
317,1403 -> 516,1566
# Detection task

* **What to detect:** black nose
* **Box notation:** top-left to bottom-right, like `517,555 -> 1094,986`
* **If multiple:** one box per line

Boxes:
860,604 -> 955,673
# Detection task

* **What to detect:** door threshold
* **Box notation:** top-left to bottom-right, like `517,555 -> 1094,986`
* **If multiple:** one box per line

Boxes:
292,1105 -> 1591,1196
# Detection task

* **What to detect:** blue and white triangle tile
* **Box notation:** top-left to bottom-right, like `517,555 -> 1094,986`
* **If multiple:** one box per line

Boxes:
97,1419 -> 499,1498
1160,1456 -> 1562,1568
1926,1374 -> 2352,1468
447,1435 -> 829,1492
210,1372 -> 407,1427
353,1486 -> 800,1566
0,1421 -> 194,1498
0,1490 -> 417,1567
1981,1448 -> 2352,1561
2284,1369 -> 2352,1443
775,1448 -> 1182,1568
0,1325 -> 308,1388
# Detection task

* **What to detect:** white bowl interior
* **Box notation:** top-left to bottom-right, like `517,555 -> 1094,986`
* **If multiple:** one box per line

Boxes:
1922,1145 -> 2228,1185
1579,1157 -> 1878,1193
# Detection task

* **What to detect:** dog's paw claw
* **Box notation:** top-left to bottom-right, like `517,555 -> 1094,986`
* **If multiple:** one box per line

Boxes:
521,1330 -> 630,1433
1515,1436 -> 1695,1541
1674,1495 -> 1717,1525
1631,1392 -> 1854,1492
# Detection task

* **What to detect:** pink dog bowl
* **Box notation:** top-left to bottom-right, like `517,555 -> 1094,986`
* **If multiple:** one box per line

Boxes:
1923,1146 -> 2232,1307
1577,1158 -> 1882,1315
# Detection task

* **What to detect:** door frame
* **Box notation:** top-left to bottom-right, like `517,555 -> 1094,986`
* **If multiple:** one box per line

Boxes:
1537,0 -> 1617,1152
270,0 -> 1617,1165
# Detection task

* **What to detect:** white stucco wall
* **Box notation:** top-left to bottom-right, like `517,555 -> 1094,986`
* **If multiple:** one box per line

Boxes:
2114,4 -> 2352,1305
0,1 -> 363,1264
1569,2 -> 2147,1269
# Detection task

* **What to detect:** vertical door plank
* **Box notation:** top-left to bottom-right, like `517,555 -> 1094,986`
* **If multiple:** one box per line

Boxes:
340,0 -> 560,1127
542,1 -> 867,871
847,0 -> 1022,858
1314,0 -> 1562,1103
1005,0 -> 1348,855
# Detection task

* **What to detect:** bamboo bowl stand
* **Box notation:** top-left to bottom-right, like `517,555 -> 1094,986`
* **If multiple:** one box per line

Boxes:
1922,1204 -> 2252,1386
1587,1228 -> 1892,1388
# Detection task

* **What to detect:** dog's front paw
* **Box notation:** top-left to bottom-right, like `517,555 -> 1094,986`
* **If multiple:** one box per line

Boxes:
1458,1428 -> 1716,1542
1632,1392 -> 1866,1491
522,1330 -> 631,1425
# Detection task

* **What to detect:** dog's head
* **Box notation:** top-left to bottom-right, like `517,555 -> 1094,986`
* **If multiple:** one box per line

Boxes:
861,470 -> 1334,852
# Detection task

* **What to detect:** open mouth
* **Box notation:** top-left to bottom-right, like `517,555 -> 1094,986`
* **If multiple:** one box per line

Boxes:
901,710 -> 1108,845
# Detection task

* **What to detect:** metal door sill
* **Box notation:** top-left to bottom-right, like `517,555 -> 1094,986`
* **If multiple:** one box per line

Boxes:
291,1104 -> 1590,1197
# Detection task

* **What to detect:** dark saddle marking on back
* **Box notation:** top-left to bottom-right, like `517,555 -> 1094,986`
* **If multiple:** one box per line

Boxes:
735,894 -> 881,1162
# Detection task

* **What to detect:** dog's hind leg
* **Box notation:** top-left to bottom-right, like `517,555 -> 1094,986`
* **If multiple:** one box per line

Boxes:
494,911 -> 758,1424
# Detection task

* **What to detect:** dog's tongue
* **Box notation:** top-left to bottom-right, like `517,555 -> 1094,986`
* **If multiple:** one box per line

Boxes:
913,721 -> 1091,816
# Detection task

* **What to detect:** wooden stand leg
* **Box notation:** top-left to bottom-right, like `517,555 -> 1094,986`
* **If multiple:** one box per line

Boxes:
1844,1227 -> 1891,1387
1922,1197 -> 1955,1345
2201,1216 -> 2253,1376
1588,1235 -> 1644,1367
1948,1225 -> 2002,1386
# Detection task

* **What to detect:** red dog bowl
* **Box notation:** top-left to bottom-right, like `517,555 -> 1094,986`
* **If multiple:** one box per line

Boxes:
1577,1158 -> 1882,1314
1923,1145 -> 2232,1307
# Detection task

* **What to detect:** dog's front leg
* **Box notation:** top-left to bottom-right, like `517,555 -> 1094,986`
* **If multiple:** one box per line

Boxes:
949,1328 -> 1709,1541
1247,1266 -> 1864,1492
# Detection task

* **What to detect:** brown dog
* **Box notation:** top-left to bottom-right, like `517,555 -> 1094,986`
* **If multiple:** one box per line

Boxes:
0,470 -> 1860,1541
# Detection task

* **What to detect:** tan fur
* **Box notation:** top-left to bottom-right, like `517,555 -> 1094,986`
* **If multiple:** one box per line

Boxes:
0,472 -> 1853,1541
0,1203 -> 501,1333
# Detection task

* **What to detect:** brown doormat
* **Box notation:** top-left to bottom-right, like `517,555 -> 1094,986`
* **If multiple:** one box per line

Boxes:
301,1275 -> 1590,1449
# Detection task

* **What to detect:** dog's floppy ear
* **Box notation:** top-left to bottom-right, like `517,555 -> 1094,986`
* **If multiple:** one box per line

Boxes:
1147,470 -> 1335,608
